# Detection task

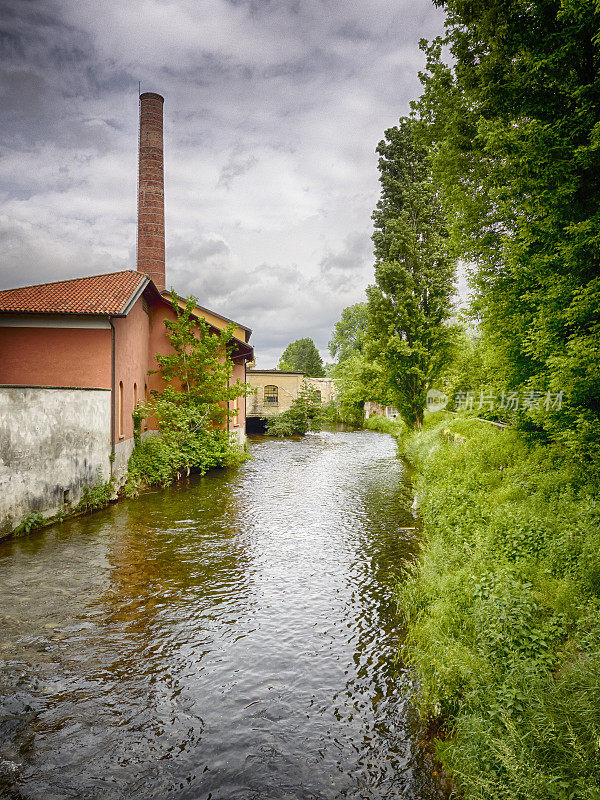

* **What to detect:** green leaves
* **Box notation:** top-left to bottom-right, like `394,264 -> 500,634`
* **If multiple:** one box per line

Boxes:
127,291 -> 249,491
367,118 -> 457,429
278,337 -> 325,377
265,380 -> 323,436
414,0 -> 600,473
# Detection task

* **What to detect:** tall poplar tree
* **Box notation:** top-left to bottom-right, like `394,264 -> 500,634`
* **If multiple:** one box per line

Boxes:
367,118 -> 456,428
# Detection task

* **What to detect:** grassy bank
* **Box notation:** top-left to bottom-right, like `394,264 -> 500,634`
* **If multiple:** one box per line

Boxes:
392,414 -> 600,799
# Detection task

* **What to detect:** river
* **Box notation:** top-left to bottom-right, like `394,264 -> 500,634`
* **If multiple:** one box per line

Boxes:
0,429 -> 444,800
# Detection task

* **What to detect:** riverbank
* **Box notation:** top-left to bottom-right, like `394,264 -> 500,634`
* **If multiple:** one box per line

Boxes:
377,414 -> 600,799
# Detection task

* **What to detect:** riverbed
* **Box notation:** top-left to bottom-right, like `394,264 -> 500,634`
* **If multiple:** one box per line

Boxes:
0,430 -> 444,800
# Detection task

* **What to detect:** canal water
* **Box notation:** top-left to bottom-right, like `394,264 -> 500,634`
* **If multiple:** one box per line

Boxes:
0,430 -> 443,800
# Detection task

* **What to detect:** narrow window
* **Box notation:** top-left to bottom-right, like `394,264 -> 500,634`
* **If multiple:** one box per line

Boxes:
133,382 -> 138,408
233,396 -> 239,425
144,383 -> 148,430
118,381 -> 124,438
264,385 -> 278,405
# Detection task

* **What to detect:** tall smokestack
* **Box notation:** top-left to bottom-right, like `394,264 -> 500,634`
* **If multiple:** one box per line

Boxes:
137,92 -> 165,292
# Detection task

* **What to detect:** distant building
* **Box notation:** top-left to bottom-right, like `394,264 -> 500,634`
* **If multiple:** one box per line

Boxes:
305,377 -> 338,406
0,93 -> 253,536
364,402 -> 399,420
245,370 -> 338,430
246,370 -> 305,418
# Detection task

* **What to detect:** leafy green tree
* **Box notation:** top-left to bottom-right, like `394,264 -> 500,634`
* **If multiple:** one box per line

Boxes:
414,0 -> 600,470
266,381 -> 323,436
367,118 -> 456,429
328,303 -> 369,363
278,337 -> 325,377
332,353 -> 390,426
128,292 -> 250,491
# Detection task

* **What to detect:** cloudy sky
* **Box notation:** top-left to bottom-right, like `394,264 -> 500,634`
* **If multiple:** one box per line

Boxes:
0,0 -> 445,366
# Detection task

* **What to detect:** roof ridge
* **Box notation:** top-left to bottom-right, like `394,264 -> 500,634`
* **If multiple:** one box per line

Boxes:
0,269 -> 140,294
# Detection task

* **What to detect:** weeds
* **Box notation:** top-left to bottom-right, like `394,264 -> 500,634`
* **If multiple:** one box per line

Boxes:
76,471 -> 115,513
397,414 -> 600,799
13,512 -> 45,536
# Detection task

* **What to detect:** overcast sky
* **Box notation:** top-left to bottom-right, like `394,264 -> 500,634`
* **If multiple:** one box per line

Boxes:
0,0 -> 445,366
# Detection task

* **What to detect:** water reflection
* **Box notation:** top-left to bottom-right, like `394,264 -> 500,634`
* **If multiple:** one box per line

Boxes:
0,430 -> 443,799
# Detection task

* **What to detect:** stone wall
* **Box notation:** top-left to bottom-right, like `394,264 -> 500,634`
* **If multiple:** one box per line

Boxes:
0,387 -> 112,537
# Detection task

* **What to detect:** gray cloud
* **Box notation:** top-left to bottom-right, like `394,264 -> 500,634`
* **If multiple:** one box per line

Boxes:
0,0 -> 445,365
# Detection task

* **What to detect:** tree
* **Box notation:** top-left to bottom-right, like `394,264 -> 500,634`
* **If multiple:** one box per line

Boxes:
128,293 -> 250,490
413,0 -> 600,470
332,352 -> 390,426
328,302 -> 390,424
328,303 -> 369,363
278,338 -> 325,377
366,118 -> 456,429
265,381 -> 323,436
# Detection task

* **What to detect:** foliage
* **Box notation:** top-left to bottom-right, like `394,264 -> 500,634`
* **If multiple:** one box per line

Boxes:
126,429 -> 244,496
266,381 -> 323,436
397,416 -> 600,799
278,338 -> 325,377
364,416 -> 403,436
13,512 -> 45,536
413,0 -> 600,475
127,292 -> 250,492
327,301 -> 392,426
328,303 -> 369,363
76,471 -> 115,513
150,292 -> 249,427
332,352 -> 390,426
366,118 -> 457,430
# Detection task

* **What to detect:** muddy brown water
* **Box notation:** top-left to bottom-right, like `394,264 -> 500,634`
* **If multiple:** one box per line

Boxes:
0,430 -> 444,800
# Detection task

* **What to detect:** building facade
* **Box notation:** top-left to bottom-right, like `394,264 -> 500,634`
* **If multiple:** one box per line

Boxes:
0,92 -> 253,537
246,370 -> 305,418
246,370 -> 338,420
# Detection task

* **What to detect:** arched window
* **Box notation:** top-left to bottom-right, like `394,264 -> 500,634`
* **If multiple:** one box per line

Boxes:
264,385 -> 278,405
118,381 -> 124,437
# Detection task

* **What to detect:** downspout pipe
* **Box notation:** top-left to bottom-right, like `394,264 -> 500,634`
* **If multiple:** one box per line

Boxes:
109,317 -> 116,477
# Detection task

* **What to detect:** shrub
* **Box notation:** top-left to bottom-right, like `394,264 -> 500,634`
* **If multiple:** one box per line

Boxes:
266,382 -> 323,437
364,415 -> 403,436
126,429 -> 244,496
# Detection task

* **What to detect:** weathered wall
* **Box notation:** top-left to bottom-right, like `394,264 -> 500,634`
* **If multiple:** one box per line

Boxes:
305,377 -> 339,405
0,387 -> 111,537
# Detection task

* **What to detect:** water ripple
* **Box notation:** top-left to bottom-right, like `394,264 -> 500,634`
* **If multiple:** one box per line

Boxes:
0,430 -> 443,800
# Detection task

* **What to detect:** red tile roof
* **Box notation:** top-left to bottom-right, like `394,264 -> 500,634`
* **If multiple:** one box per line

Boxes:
0,270 -> 148,315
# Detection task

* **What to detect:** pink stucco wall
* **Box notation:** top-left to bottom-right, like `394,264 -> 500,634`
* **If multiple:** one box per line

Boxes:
147,302 -> 248,435
0,327 -> 111,388
230,360 -> 247,433
112,297 -> 151,444
1,293 -> 249,447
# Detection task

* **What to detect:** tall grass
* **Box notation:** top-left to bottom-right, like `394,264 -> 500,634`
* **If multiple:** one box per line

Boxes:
398,415 -> 600,799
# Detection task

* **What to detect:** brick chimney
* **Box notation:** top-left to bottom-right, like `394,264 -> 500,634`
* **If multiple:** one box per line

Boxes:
137,92 -> 165,292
